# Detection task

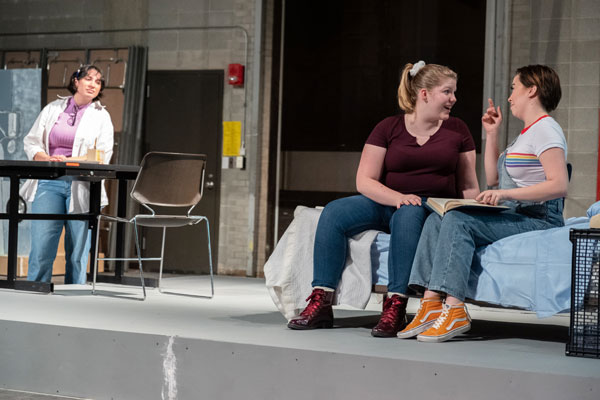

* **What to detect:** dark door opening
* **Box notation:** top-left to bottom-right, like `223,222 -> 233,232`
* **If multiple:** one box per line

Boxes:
143,70 -> 223,274
274,0 -> 487,241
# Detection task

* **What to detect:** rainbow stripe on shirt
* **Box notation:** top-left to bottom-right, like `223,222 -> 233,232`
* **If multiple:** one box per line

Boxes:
505,152 -> 542,168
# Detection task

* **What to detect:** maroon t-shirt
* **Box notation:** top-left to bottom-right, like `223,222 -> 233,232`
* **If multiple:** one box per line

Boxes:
365,114 -> 475,198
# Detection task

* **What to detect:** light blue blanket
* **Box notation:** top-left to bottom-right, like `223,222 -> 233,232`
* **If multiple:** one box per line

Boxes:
371,217 -> 590,318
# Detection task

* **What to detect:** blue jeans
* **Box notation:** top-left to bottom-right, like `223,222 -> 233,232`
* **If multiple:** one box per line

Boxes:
28,180 -> 91,284
312,195 -> 430,294
409,202 -> 564,301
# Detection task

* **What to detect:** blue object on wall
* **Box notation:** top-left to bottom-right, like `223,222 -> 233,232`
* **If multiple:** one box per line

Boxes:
0,68 -> 41,256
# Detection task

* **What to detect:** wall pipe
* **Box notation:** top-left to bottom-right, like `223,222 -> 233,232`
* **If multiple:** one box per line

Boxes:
481,0 -> 497,189
597,109 -> 600,201
499,0 -> 513,151
481,0 -> 511,189
246,0 -> 264,276
273,0 -> 286,247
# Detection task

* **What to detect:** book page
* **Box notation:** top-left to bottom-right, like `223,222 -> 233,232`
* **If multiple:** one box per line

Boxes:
446,199 -> 482,211
426,198 -> 509,216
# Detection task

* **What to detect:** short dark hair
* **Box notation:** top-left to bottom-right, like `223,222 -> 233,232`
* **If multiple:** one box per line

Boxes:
67,65 -> 105,101
516,65 -> 561,112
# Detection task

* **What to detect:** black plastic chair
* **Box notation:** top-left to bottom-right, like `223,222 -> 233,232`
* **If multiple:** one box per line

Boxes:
92,152 -> 214,300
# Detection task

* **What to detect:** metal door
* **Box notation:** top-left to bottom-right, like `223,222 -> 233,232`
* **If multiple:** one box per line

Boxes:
143,70 -> 223,274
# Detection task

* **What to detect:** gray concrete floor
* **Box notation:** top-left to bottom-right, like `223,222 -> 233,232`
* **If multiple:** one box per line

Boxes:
0,276 -> 576,368
0,389 -> 88,400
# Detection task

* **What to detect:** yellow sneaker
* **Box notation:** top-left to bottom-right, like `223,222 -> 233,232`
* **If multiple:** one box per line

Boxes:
417,303 -> 471,343
397,298 -> 443,339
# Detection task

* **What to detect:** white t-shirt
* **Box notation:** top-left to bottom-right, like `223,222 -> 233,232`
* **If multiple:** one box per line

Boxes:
505,116 -> 567,188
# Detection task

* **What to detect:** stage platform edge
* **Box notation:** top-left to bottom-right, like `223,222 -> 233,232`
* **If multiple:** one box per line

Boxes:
0,276 -> 599,400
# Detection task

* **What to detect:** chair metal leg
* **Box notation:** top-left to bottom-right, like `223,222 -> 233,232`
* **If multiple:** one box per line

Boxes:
91,216 -> 160,300
92,214 -> 103,295
132,220 -> 147,300
204,217 -> 214,298
157,226 -> 167,293
158,217 -> 214,299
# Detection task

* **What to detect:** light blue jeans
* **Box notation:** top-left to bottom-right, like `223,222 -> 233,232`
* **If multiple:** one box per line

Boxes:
408,200 -> 564,301
312,195 -> 431,294
28,180 -> 91,284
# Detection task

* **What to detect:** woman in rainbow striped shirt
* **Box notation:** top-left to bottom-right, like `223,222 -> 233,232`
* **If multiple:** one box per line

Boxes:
398,65 -> 568,342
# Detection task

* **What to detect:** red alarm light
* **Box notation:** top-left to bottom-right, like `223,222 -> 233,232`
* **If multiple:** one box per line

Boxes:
227,63 -> 245,86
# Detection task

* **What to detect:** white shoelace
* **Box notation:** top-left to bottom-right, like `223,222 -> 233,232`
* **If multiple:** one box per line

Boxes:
432,304 -> 451,329
415,300 -> 431,322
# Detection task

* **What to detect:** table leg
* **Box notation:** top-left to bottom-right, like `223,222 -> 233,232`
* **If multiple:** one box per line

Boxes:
0,176 -> 53,293
115,178 -> 127,280
88,181 -> 101,281
6,175 -> 19,283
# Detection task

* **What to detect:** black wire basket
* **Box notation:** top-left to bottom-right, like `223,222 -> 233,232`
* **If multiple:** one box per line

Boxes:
566,229 -> 600,358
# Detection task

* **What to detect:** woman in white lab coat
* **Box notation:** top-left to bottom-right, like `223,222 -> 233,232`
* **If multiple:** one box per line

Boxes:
22,65 -> 113,284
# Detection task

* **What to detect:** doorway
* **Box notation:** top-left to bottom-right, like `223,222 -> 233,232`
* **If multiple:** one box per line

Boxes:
273,0 -> 487,242
143,70 -> 223,274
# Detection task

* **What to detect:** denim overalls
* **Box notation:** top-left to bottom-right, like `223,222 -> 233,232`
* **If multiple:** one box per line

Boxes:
498,137 -> 564,226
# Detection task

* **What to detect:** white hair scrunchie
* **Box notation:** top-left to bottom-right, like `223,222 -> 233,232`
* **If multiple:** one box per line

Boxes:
409,60 -> 426,77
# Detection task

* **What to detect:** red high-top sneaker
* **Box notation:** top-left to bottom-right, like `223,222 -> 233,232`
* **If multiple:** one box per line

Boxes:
287,288 -> 334,330
371,294 -> 408,337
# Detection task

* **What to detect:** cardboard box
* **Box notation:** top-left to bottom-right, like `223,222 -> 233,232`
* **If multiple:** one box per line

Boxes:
0,254 -> 105,277
0,230 -> 104,277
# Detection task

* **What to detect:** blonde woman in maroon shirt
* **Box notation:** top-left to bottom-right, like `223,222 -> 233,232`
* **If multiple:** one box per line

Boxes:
288,61 -> 480,336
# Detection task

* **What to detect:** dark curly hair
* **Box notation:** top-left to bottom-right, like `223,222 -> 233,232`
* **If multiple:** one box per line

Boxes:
67,64 -> 105,101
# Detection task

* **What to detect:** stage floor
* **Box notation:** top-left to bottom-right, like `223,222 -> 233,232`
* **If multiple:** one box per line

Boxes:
0,275 -> 598,400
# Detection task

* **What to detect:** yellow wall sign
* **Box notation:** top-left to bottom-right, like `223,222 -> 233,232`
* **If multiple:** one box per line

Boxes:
222,121 -> 242,156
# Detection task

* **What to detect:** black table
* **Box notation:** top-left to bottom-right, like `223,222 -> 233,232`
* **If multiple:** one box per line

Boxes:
0,160 -> 139,293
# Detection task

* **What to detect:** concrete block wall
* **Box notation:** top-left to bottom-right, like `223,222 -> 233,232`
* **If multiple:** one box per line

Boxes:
0,0 -> 260,275
510,0 -> 600,218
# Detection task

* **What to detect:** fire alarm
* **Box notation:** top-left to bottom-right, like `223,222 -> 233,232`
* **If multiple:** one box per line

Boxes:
227,63 -> 244,86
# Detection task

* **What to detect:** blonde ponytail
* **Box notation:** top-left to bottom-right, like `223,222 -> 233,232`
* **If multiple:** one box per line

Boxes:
398,64 -> 416,113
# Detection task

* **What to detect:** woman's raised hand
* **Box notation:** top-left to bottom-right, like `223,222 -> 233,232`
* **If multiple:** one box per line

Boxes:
482,98 -> 502,134
396,194 -> 421,208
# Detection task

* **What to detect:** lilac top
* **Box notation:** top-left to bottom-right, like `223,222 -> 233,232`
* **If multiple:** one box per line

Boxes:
48,98 -> 91,157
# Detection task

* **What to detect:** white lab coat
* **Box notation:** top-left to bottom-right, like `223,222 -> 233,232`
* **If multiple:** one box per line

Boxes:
20,96 -> 114,213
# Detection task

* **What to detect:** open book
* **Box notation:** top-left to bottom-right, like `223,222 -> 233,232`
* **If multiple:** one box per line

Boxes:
425,197 -> 509,217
